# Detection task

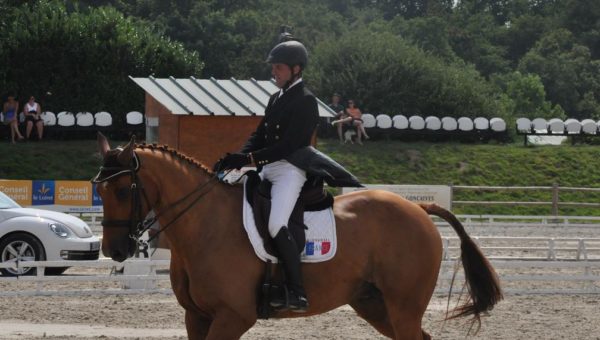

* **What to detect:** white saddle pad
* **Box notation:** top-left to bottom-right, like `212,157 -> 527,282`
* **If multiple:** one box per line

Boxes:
242,178 -> 337,263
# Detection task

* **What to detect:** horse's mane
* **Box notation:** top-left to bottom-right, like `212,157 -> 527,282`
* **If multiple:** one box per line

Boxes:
134,142 -> 214,175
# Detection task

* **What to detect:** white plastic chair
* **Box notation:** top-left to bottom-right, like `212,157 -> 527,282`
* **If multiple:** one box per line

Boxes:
490,118 -> 507,132
408,116 -> 425,130
94,112 -> 113,127
564,119 -> 581,134
457,117 -> 474,131
441,117 -> 457,131
516,118 -> 532,133
547,118 -> 564,134
474,117 -> 489,130
76,112 -> 94,127
361,113 -> 376,128
392,115 -> 409,129
425,116 -> 441,130
376,115 -> 392,129
40,111 -> 56,126
126,111 -> 144,125
581,119 -> 597,134
57,111 -> 75,127
531,118 -> 548,132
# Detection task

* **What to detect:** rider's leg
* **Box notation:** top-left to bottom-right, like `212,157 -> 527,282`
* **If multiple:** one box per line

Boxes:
261,160 -> 308,311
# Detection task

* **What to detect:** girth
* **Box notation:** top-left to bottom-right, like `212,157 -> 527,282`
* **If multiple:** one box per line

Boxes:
244,170 -> 333,257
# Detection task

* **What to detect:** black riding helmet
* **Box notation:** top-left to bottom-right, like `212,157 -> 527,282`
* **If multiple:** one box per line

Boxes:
266,40 -> 308,70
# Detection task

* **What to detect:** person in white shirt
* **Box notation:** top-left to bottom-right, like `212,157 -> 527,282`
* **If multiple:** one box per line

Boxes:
24,95 -> 43,140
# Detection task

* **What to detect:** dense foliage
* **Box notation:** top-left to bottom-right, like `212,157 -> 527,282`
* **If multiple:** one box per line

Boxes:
0,0 -> 203,125
1,0 -> 599,126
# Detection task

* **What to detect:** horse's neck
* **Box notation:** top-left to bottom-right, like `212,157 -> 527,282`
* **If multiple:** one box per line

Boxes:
143,152 -> 244,251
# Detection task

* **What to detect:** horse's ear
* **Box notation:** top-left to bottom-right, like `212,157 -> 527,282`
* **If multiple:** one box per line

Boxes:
97,132 -> 110,158
117,136 -> 136,166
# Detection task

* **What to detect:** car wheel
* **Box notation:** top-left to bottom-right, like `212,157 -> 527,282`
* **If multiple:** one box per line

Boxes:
0,233 -> 46,276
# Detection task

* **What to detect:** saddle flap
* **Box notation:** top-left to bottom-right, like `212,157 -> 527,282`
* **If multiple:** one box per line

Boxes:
244,171 -> 311,257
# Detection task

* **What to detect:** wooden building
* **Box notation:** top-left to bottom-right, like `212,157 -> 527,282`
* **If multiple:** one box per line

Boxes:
130,76 -> 335,167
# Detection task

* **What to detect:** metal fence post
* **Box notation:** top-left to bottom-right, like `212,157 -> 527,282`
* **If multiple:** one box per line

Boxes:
551,183 -> 559,215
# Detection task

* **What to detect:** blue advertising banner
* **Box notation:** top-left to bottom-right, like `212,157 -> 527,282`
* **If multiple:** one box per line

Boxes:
92,184 -> 103,206
32,180 -> 55,205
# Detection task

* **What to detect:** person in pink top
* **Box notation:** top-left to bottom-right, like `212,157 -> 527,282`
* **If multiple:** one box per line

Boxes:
331,99 -> 370,144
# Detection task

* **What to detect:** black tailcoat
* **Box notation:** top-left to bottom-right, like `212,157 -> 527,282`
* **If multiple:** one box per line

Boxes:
241,82 -> 318,165
240,81 -> 362,187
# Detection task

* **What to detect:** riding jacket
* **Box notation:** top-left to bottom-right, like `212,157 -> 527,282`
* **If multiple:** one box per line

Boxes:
241,81 -> 317,165
241,81 -> 361,188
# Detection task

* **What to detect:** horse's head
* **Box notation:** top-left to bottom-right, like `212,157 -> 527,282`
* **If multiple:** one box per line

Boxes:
93,133 -> 157,262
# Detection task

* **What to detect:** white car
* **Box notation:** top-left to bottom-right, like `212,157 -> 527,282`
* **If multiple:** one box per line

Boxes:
0,191 -> 100,276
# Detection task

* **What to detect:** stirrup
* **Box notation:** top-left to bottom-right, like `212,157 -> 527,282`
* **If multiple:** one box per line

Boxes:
270,286 -> 308,312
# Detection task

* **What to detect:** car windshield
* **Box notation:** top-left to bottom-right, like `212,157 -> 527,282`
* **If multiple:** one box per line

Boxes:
0,191 -> 21,209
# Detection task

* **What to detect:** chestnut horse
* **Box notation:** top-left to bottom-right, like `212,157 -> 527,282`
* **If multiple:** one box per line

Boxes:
94,134 -> 502,340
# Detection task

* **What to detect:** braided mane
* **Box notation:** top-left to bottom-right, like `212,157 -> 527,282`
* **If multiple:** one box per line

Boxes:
134,142 -> 214,175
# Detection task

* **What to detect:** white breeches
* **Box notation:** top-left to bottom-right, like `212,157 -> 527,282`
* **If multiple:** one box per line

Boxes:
259,160 -> 307,237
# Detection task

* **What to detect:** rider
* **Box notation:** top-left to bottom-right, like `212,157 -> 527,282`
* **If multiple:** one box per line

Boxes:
217,38 -> 361,312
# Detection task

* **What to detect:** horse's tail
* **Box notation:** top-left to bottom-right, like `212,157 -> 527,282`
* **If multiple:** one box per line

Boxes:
419,203 -> 503,327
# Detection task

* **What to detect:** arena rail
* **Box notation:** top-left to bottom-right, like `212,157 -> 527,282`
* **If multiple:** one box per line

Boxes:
2,237 -> 600,296
0,259 -> 171,297
68,212 -> 600,233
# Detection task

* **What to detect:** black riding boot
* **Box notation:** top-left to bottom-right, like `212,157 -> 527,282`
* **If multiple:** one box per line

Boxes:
270,227 -> 308,312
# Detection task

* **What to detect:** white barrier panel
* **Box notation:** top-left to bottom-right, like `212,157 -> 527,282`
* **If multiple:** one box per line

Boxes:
343,184 -> 452,210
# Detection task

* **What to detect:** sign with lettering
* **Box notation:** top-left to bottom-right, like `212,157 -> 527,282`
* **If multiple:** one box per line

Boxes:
0,180 -> 102,212
342,184 -> 452,210
55,181 -> 92,206
0,180 -> 32,206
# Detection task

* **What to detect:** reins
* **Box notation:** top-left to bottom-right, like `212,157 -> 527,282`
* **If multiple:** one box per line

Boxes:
92,151 -> 236,252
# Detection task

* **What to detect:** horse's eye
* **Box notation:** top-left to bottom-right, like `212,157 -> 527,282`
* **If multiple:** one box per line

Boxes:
116,187 -> 130,201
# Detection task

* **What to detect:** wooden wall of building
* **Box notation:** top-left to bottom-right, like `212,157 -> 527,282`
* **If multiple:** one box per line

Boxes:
178,115 -> 261,166
145,94 -> 261,166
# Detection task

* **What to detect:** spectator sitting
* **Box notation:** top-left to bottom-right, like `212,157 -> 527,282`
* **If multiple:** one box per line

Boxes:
328,93 -> 346,143
3,94 -> 25,144
331,99 -> 370,144
24,95 -> 43,140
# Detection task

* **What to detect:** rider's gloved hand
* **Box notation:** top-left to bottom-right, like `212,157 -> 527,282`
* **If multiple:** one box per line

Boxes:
221,153 -> 251,170
212,157 -> 225,172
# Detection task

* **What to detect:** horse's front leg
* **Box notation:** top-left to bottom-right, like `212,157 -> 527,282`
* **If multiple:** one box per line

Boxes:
205,308 -> 255,340
185,309 -> 211,340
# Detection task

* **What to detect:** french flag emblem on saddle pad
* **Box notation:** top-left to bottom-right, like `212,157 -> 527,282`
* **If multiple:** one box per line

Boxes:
305,240 -> 332,256
242,179 -> 337,264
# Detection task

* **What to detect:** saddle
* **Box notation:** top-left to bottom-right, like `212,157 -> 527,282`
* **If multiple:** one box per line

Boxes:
244,170 -> 334,257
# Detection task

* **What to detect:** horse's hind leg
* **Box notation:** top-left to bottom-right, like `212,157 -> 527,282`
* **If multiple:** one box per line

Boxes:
380,285 -> 432,340
185,309 -> 211,340
350,282 -> 395,338
350,283 -> 431,339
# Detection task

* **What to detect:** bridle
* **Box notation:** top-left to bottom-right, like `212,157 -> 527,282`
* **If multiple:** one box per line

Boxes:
91,150 -> 222,253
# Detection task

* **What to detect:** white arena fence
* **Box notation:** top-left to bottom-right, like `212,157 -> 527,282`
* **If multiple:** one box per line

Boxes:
68,212 -> 600,234
2,228 -> 600,296
0,259 -> 171,297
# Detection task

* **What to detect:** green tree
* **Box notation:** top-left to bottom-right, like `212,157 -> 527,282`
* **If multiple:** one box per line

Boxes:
0,0 -> 203,125
519,29 -> 600,119
492,71 -> 564,119
447,12 -> 510,76
390,16 -> 458,61
309,28 -> 501,118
